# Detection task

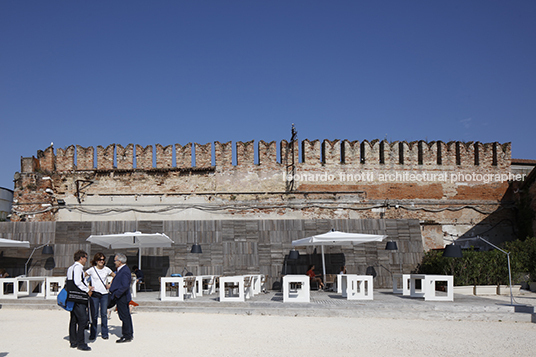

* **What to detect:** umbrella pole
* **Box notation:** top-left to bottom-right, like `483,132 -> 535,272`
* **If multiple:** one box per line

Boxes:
138,248 -> 142,270
321,245 -> 326,285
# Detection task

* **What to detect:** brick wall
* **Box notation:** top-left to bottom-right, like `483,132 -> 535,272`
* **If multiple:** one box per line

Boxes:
10,139 -> 518,251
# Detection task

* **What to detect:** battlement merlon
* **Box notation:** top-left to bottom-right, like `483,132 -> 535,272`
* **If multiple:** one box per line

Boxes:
22,140 -> 512,173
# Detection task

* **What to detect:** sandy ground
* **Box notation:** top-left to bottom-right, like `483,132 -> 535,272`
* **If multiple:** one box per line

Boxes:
0,308 -> 535,357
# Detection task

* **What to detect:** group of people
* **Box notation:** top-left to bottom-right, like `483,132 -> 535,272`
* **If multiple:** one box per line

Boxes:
306,264 -> 347,290
67,250 -> 135,351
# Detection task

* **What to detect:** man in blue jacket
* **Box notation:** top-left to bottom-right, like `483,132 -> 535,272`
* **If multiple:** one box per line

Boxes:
109,253 -> 133,343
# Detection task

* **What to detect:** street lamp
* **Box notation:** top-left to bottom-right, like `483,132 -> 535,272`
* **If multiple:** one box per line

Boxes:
25,242 -> 54,276
443,236 -> 514,306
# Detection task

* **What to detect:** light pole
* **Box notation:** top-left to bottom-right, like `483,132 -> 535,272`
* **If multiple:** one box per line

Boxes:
443,236 -> 514,306
25,242 -> 54,276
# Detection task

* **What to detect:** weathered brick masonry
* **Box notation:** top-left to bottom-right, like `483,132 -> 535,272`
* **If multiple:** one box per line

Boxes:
11,139 -> 518,253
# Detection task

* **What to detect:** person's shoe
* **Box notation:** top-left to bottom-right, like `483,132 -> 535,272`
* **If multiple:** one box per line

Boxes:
77,345 -> 91,351
102,336 -> 109,340
70,343 -> 78,348
116,337 -> 132,343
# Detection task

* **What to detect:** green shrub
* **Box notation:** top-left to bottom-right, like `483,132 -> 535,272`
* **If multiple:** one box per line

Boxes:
415,238 -> 536,286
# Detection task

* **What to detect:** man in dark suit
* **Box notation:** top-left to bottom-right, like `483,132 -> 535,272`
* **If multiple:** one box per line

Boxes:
109,253 -> 133,343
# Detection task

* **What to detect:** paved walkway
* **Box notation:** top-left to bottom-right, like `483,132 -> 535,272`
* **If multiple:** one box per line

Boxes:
2,288 -> 536,322
1,290 -> 536,357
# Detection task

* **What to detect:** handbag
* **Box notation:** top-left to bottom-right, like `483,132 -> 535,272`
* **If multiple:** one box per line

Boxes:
66,267 -> 89,305
57,284 -> 74,311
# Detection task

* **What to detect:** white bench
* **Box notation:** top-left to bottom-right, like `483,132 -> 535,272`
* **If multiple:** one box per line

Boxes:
409,274 -> 427,298
160,277 -> 186,301
423,275 -> 454,301
340,274 -> 373,300
45,277 -> 66,300
219,276 -> 246,302
0,278 -> 18,299
397,274 -> 454,301
392,274 -> 411,295
282,275 -> 310,303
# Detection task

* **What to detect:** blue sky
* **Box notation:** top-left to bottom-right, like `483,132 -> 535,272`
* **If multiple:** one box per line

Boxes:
1,0 -> 535,189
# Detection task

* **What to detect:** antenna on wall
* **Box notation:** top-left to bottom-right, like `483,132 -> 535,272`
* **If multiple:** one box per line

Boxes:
285,124 -> 298,193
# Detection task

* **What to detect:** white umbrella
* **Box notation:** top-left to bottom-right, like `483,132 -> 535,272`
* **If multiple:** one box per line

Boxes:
291,230 -> 387,280
0,237 -> 31,248
86,231 -> 174,269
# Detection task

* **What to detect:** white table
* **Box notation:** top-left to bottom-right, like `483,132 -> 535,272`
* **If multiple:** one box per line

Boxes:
45,276 -> 66,300
282,275 -> 310,303
340,274 -> 373,300
424,275 -> 454,301
194,275 -> 218,296
160,277 -> 186,301
8,277 -> 47,299
392,274 -> 411,295
409,274 -> 427,298
219,276 -> 246,302
0,277 -> 18,299
251,274 -> 263,295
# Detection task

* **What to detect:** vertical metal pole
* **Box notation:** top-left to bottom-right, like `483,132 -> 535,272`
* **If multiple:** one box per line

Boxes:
321,245 -> 326,283
507,252 -> 513,306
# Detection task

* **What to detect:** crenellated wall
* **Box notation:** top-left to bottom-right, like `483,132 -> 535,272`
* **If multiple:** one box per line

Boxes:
23,139 -> 511,172
12,139 -> 520,252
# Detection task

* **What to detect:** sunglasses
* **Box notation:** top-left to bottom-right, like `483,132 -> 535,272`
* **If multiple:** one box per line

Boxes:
98,258 -> 106,261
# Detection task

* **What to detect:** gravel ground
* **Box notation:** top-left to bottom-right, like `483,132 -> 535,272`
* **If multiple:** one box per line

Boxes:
1,308 -> 535,356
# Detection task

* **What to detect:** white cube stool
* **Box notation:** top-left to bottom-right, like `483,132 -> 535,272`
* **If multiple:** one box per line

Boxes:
282,275 -> 310,303
424,275 -> 454,301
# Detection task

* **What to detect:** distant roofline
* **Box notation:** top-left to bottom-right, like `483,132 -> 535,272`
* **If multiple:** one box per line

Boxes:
511,159 -> 536,165
0,187 -> 14,193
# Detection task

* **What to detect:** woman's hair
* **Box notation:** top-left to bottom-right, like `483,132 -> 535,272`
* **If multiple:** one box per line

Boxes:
91,252 -> 106,266
307,264 -> 314,270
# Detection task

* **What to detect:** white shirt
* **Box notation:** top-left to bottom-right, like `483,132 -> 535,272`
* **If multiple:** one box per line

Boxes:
67,261 -> 89,293
85,266 -> 113,295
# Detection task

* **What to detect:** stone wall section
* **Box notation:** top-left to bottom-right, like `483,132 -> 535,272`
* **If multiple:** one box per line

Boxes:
236,140 -> 255,167
76,145 -> 94,170
383,141 -> 399,166
56,145 -> 75,172
301,139 -> 320,166
342,140 -> 360,165
12,139 -> 516,250
322,139 -> 340,165
281,139 -> 299,167
156,144 -> 173,169
116,144 -> 134,170
214,141 -> 232,168
136,145 -> 153,169
258,140 -> 277,167
421,141 -> 438,167
175,143 -> 192,168
97,144 -> 115,170
37,147 -> 55,172
22,139 -> 511,173
195,143 -> 212,168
